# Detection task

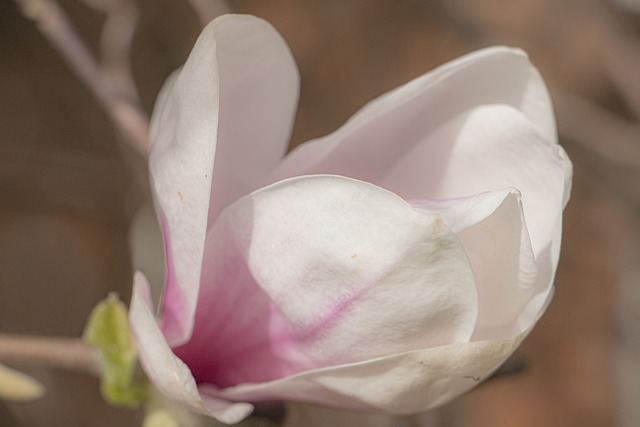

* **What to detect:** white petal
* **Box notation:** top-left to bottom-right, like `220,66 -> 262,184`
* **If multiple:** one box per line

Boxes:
205,15 -> 299,220
416,190 -> 539,339
411,189 -> 518,233
380,105 -> 569,336
212,330 -> 529,415
270,46 -> 557,184
149,14 -> 299,346
379,104 -> 569,256
172,176 -> 477,388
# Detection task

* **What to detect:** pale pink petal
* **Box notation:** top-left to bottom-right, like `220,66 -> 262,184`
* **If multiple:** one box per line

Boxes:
414,190 -> 539,339
267,46 -> 571,342
206,329 -> 529,415
410,189 -> 518,234
269,46 -> 556,184
457,193 -> 538,340
149,14 -> 299,346
129,272 -> 254,424
172,176 -> 478,389
379,104 -> 568,254
206,16 -> 299,221
379,105 -> 570,336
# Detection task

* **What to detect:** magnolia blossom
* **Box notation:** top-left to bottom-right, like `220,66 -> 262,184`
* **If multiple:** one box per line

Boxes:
129,14 -> 572,425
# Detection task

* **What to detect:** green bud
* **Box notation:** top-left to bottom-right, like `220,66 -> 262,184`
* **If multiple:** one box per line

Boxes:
84,293 -> 148,407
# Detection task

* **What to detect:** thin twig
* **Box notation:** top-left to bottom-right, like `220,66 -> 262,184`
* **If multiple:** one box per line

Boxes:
0,334 -> 101,376
82,0 -> 141,98
15,0 -> 149,156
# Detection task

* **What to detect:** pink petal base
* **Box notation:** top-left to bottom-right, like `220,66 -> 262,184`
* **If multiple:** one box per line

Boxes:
132,271 -> 529,424
130,273 -> 254,424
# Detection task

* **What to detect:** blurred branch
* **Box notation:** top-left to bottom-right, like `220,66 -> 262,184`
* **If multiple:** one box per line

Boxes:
15,0 -> 149,156
0,334 -> 101,376
186,0 -> 231,27
83,0 -> 141,98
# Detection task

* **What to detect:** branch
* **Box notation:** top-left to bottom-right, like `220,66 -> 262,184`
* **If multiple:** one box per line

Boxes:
0,334 -> 101,376
81,0 -> 141,98
15,0 -> 149,156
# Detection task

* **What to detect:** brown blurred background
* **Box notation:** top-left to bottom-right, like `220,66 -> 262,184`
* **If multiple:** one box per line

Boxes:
2,0 -> 640,426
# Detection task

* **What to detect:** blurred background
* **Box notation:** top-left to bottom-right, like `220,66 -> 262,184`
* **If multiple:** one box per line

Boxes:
1,0 -> 639,426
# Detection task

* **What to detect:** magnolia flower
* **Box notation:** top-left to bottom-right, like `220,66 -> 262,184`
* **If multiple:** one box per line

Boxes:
129,14 -> 572,425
